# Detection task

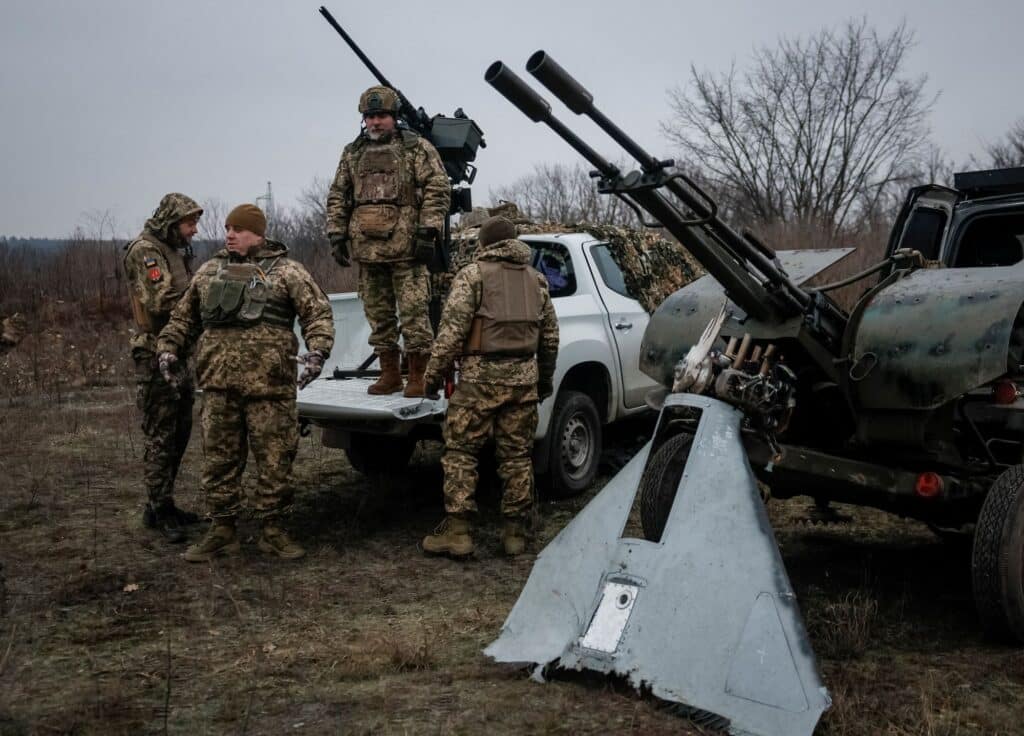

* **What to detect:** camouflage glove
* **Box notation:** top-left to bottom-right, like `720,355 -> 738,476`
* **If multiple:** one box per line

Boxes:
423,371 -> 443,399
330,234 -> 351,268
413,226 -> 438,266
0,312 -> 26,346
298,349 -> 326,390
537,379 -> 554,402
157,352 -> 180,388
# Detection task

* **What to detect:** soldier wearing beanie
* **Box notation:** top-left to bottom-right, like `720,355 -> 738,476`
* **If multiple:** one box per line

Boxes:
325,85 -> 451,398
157,203 -> 335,562
123,193 -> 204,543
421,216 -> 559,558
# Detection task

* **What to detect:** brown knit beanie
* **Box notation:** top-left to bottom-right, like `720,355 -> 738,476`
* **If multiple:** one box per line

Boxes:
225,204 -> 267,237
477,216 -> 516,247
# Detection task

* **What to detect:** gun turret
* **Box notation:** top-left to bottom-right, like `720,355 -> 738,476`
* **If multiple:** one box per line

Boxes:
485,54 -> 848,354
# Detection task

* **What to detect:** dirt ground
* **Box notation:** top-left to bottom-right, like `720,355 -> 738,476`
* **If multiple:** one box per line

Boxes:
1,387 -> 1023,735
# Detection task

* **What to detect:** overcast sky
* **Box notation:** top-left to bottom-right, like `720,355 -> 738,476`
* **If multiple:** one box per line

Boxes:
1,0 -> 1021,238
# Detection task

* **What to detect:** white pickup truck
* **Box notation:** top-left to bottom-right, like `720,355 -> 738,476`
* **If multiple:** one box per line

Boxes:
296,232 -> 659,495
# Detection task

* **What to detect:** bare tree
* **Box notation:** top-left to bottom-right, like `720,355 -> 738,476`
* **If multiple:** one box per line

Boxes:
981,118 -> 1024,169
662,18 -> 936,237
490,162 -> 636,227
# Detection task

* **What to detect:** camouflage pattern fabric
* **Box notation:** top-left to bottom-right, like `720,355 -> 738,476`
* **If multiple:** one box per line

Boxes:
447,207 -> 704,315
0,312 -> 26,354
133,349 -> 193,507
157,240 -> 334,399
200,391 -> 298,519
423,238 -> 559,389
123,193 -> 201,353
325,129 -> 450,264
442,381 -> 538,519
357,262 -> 432,354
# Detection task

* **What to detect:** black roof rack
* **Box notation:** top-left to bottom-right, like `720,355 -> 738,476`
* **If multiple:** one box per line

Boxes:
953,166 -> 1024,197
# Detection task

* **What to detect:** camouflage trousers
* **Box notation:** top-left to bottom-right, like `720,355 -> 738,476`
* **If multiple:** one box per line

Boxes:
133,349 -> 193,508
357,261 -> 432,354
200,390 -> 298,519
442,381 -> 539,518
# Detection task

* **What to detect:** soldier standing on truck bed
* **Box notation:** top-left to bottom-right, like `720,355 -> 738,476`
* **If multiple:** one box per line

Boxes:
421,216 -> 559,557
326,85 -> 451,398
157,204 -> 335,562
123,193 -> 204,543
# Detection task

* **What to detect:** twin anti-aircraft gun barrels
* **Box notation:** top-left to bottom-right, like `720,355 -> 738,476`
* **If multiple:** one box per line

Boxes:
485,53 -> 842,341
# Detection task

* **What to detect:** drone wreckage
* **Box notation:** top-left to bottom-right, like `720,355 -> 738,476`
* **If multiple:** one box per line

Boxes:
481,52 -> 1024,736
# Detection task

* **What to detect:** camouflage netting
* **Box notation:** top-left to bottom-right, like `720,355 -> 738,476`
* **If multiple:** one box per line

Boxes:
438,202 -> 704,314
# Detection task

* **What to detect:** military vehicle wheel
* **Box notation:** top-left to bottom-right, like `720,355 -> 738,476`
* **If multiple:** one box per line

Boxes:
971,464 -> 1024,642
544,390 -> 601,497
639,432 -> 695,542
345,434 -> 416,475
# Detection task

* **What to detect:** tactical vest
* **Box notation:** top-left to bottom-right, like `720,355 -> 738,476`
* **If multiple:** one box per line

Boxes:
124,235 -> 193,333
349,133 -> 418,240
200,257 -> 295,330
464,261 -> 543,357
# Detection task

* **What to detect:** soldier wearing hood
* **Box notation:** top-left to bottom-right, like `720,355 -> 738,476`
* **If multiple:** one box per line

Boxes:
326,85 -> 451,398
421,216 -> 559,557
123,193 -> 204,543
157,204 -> 334,562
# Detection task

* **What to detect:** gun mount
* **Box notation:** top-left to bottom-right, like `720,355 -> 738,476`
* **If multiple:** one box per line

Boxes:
485,49 -> 1024,736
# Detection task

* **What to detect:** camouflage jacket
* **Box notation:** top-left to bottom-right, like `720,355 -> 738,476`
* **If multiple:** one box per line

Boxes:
123,193 -> 203,353
425,238 -> 559,388
157,240 -> 334,399
325,129 -> 450,263
0,311 -> 26,354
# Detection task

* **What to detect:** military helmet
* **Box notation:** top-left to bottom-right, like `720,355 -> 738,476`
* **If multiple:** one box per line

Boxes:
358,85 -> 400,116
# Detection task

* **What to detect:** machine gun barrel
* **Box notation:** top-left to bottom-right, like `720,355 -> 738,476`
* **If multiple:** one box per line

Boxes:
524,51 -> 813,319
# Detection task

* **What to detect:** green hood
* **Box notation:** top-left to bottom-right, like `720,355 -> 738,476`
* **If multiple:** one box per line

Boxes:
144,193 -> 203,243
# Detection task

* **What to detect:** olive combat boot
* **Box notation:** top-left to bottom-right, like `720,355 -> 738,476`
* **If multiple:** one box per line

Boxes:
422,515 -> 474,558
502,518 -> 529,556
183,518 -> 240,562
143,502 -> 185,544
258,521 -> 306,560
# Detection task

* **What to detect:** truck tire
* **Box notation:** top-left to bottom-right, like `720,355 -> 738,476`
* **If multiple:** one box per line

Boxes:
544,390 -> 601,497
345,434 -> 416,475
639,432 -> 694,542
971,464 -> 1024,643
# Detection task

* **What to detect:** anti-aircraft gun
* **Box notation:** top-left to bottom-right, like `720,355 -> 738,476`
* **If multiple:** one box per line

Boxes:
482,52 -> 1024,736
318,5 -> 485,275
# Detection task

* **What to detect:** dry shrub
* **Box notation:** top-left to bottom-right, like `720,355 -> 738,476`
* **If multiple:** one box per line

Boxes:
374,626 -> 439,673
808,590 -> 879,660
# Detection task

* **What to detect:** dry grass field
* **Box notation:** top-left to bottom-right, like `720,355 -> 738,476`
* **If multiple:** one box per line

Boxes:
1,376 -> 1024,735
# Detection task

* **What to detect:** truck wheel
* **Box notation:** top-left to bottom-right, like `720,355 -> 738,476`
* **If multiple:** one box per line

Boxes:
544,390 -> 601,497
639,432 -> 694,542
971,464 -> 1024,643
345,434 -> 416,475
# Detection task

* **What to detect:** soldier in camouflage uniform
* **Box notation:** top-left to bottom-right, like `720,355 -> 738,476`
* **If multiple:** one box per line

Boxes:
157,204 -> 334,562
422,216 -> 559,557
123,193 -> 204,543
0,311 -> 26,354
326,85 -> 450,398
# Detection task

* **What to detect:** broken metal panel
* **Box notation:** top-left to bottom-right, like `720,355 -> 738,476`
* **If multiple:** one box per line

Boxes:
851,262 -> 1024,409
641,249 -> 853,387
486,394 -> 829,736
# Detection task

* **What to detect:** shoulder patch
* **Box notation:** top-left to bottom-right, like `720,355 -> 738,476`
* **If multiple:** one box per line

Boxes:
148,266 -> 163,282
143,257 -> 157,268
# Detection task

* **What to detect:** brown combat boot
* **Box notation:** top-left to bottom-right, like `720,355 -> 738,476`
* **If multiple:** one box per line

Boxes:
422,515 -> 474,558
501,518 -> 529,556
403,352 -> 429,398
367,350 -> 403,395
183,518 -> 240,562
258,520 -> 306,560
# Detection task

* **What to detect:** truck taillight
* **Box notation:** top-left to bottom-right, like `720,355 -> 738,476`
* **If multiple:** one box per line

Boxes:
992,379 -> 1020,405
914,472 -> 943,498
